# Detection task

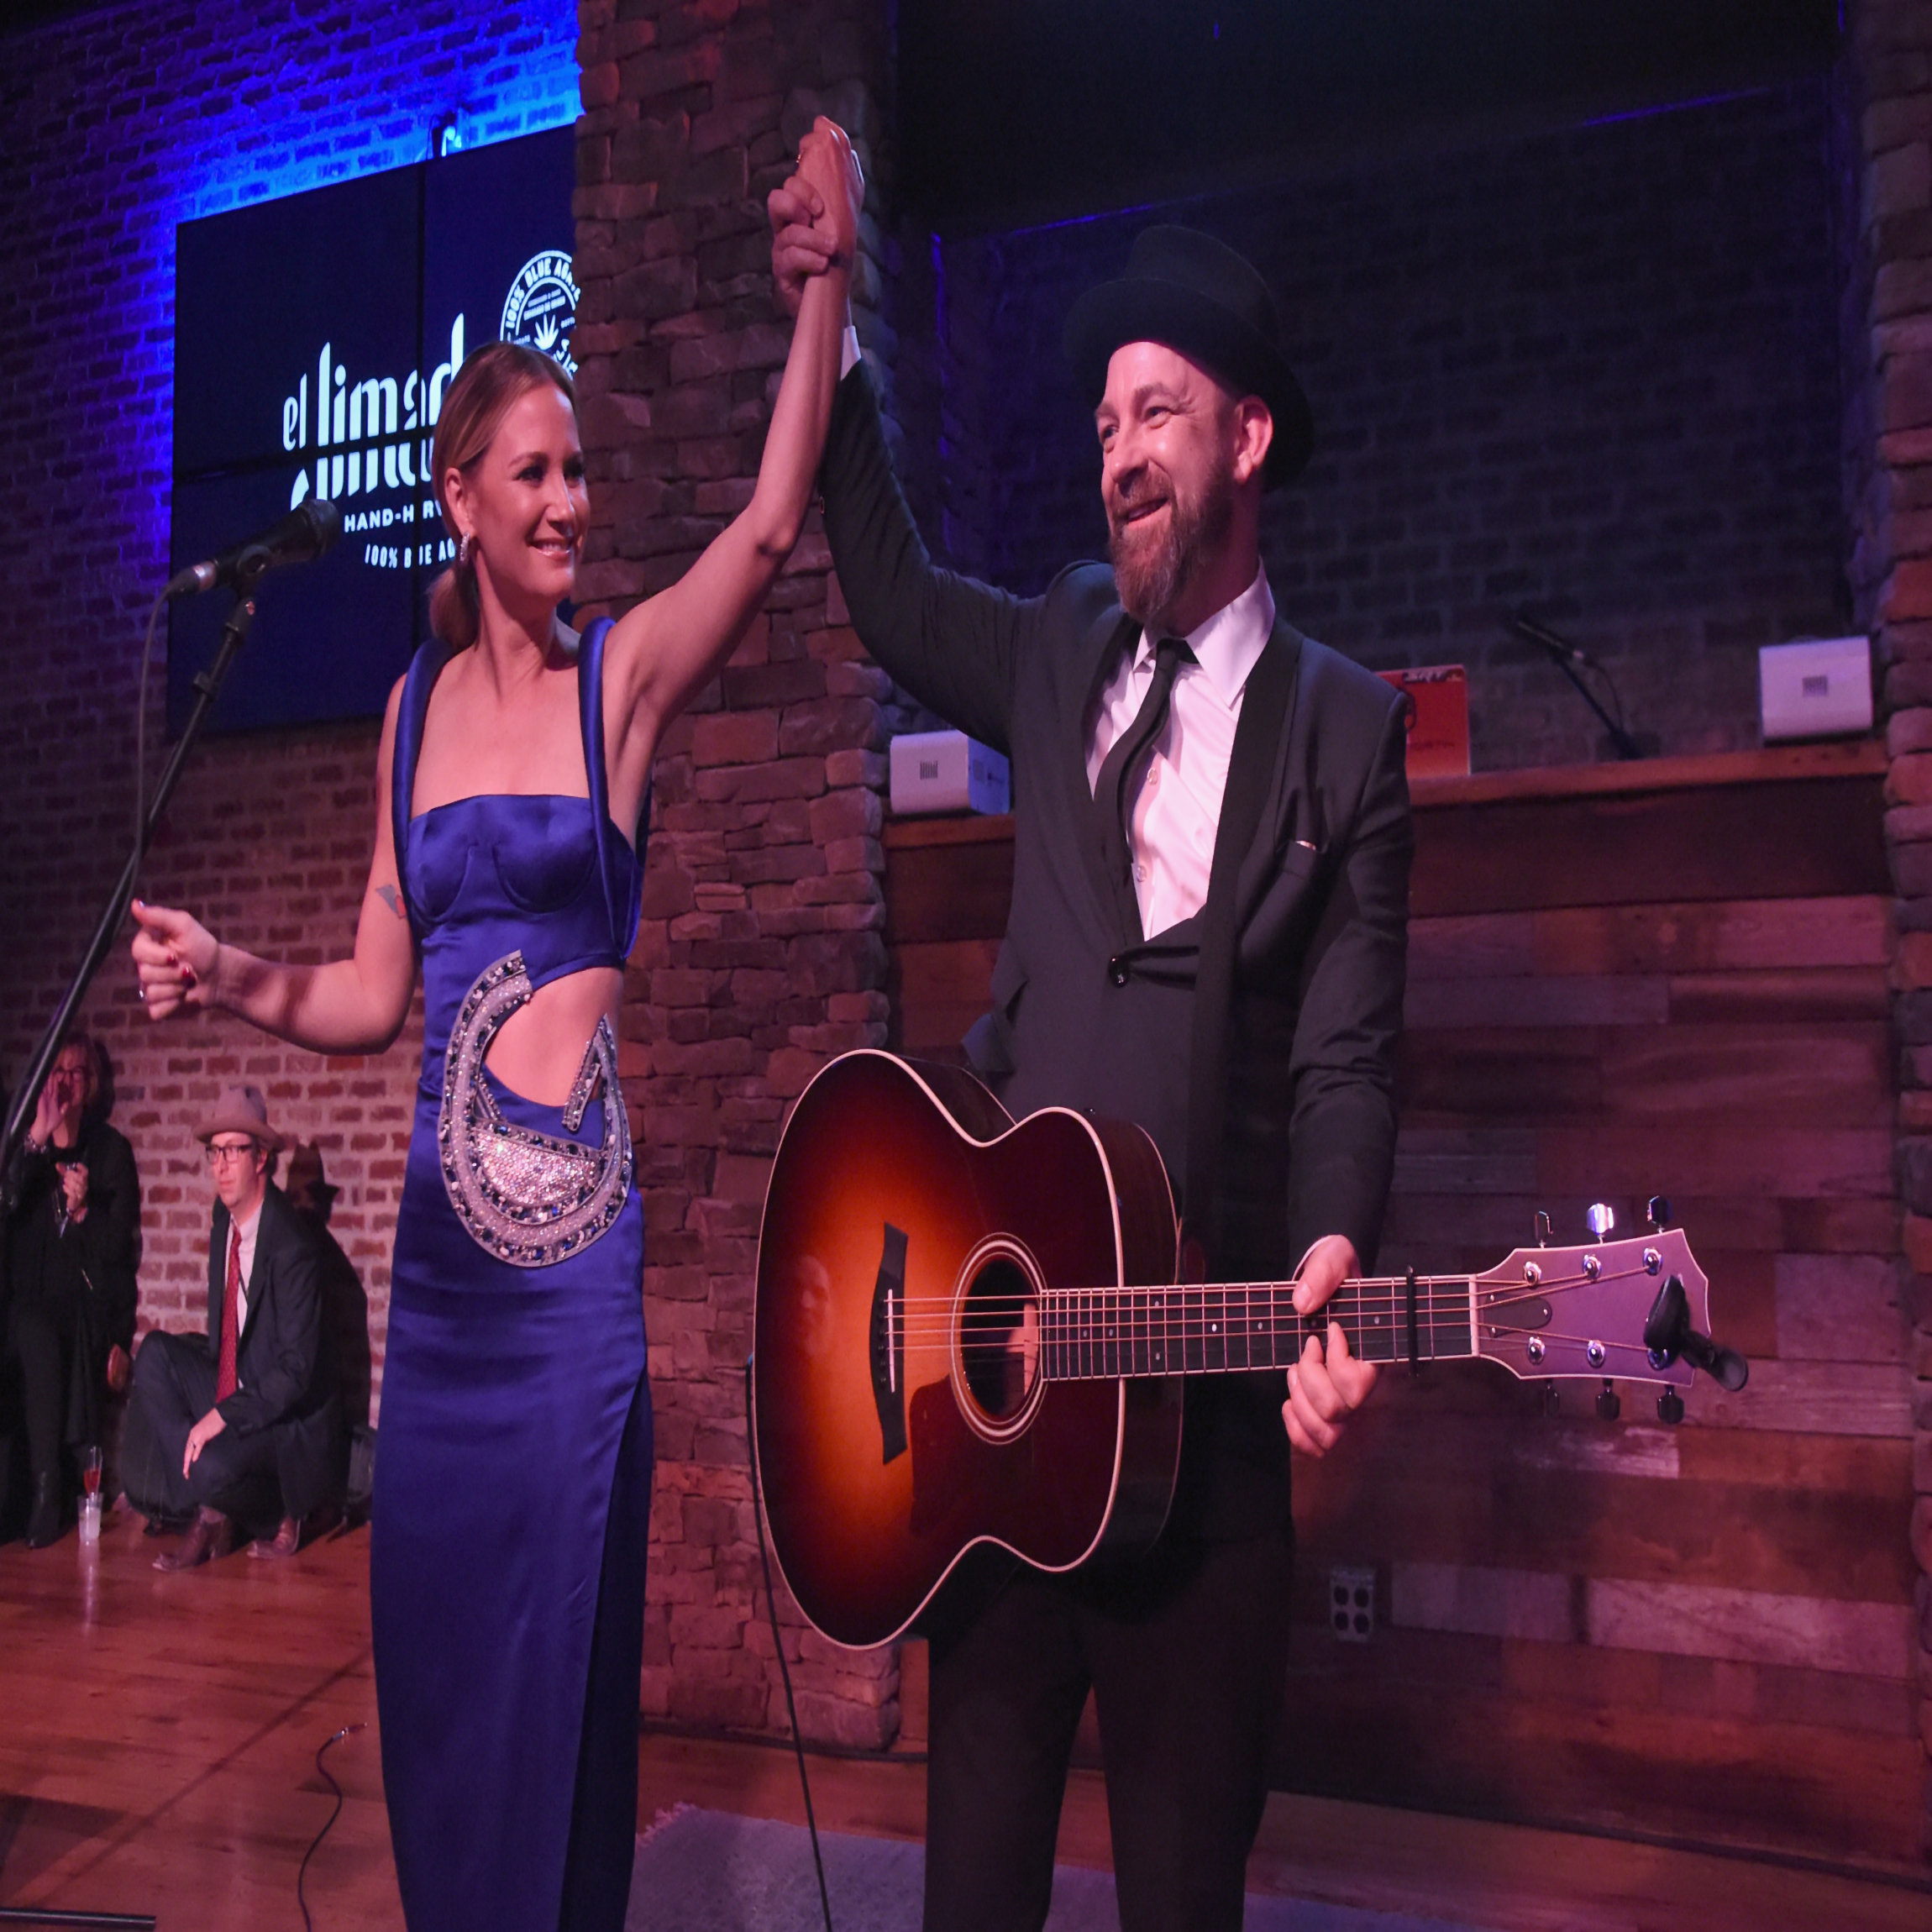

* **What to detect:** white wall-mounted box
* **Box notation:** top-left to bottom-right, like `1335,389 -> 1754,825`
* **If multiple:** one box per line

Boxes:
889,730 -> 1011,816
1759,637 -> 1873,743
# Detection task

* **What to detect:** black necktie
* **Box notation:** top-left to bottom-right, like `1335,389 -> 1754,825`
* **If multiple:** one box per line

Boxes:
1095,635 -> 1190,939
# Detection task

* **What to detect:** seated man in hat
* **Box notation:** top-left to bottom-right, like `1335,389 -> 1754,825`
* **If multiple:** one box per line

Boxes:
122,1085 -> 345,1568
769,202 -> 1410,1930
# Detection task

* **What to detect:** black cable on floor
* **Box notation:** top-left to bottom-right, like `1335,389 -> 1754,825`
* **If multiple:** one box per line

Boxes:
744,1356 -> 834,1932
297,1722 -> 365,1932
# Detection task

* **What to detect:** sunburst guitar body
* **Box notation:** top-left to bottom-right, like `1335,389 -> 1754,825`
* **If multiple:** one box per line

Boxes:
752,1051 -> 1735,1651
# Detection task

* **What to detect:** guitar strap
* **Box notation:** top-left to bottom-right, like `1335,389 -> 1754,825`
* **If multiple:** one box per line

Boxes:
1181,618 -> 1301,1266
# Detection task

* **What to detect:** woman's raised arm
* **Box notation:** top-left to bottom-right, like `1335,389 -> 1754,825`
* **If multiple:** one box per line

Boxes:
131,675 -> 419,1053
599,118 -> 862,799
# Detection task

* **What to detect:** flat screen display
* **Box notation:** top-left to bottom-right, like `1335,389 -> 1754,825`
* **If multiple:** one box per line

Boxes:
170,126 -> 576,732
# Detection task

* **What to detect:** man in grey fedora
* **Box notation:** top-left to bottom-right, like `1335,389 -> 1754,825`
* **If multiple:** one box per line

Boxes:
123,1084 -> 345,1568
770,205 -> 1411,1929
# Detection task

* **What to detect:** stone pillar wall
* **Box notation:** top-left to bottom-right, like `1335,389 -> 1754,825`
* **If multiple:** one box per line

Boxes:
1846,0 -> 1932,1858
570,0 -> 901,1746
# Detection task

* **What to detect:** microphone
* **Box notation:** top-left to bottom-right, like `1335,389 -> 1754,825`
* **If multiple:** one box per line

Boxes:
1502,606 -> 1646,760
166,499 -> 342,598
1508,610 -> 1598,667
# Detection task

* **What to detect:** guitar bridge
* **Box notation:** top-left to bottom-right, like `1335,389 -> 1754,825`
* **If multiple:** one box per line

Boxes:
870,1224 -> 908,1463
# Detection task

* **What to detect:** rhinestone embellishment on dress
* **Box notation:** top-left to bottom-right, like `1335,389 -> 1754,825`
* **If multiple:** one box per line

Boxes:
438,951 -> 632,1267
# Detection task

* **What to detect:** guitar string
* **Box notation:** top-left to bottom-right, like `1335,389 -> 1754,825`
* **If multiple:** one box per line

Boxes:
886,1284 -> 1564,1336
884,1263 -> 1661,1334
886,1273 -> 1668,1370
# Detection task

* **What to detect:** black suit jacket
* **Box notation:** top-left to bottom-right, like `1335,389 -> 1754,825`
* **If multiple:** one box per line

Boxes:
821,366 -> 1412,1537
208,1183 -> 330,1438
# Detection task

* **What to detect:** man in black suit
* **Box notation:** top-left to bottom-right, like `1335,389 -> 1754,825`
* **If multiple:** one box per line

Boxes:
122,1085 -> 344,1569
771,200 -> 1410,1931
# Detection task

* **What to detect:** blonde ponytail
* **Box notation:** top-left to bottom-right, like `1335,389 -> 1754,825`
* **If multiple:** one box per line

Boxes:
428,559 -> 480,649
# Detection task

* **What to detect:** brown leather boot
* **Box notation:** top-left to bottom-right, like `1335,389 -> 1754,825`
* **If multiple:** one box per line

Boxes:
248,1499 -> 343,1559
153,1506 -> 236,1572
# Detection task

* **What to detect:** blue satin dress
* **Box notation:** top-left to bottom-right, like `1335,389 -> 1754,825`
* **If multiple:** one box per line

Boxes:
372,618 -> 652,1931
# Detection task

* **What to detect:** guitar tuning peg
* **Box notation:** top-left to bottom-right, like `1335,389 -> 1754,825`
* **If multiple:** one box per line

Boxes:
1646,1195 -> 1671,1232
1534,1210 -> 1551,1248
1541,1380 -> 1562,1419
1586,1202 -> 1616,1238
1595,1378 -> 1620,1423
1656,1386 -> 1684,1425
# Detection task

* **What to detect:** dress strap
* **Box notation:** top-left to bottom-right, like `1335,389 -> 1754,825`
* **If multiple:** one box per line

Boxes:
391,638 -> 453,916
575,617 -> 623,946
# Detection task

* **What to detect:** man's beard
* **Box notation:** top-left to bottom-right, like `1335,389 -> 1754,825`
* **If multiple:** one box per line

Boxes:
1108,462 -> 1236,631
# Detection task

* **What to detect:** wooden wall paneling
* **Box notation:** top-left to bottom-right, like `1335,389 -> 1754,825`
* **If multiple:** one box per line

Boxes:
1410,777 -> 1890,918
1274,1675 -> 1925,1862
887,937 -> 1000,1056
882,816 -> 1013,943
1536,1123 -> 1894,1201
879,754 -> 1917,1860
1292,1414 -> 1916,1602
1774,1253 -> 1911,1362
1381,1190 -> 1898,1257
1526,895 -> 1894,975
1663,969 -> 1893,1023
1397,1025 -> 1891,1127
1282,1619 -> 1919,1741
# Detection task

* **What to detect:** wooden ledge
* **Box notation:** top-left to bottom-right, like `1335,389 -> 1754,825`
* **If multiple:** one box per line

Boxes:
884,811 -> 1016,850
1408,740 -> 1886,809
883,742 -> 1887,850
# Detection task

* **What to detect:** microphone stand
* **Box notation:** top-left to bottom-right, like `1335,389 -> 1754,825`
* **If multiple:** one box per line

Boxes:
1509,613 -> 1644,762
0,590 -> 259,1932
1,589 -> 257,1188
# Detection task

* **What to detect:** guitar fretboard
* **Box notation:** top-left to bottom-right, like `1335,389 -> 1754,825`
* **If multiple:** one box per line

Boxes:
1038,1277 -> 1478,1379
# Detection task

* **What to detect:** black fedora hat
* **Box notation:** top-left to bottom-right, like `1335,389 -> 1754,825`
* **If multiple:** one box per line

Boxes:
1063,225 -> 1313,487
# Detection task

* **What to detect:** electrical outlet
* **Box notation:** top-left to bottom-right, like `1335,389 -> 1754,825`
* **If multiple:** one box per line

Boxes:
1329,1566 -> 1375,1641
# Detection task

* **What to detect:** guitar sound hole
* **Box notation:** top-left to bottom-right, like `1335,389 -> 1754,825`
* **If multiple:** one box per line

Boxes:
959,1257 -> 1037,1421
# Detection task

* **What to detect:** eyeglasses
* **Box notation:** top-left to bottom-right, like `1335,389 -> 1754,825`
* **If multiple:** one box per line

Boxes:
205,1141 -> 260,1167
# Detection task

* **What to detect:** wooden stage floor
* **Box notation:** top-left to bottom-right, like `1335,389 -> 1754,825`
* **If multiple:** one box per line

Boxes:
1,1512 -> 1925,1930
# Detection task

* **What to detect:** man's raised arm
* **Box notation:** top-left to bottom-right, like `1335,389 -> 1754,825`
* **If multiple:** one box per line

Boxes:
771,175 -> 1040,751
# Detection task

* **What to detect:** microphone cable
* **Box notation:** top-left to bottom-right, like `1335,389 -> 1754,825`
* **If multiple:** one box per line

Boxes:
743,1356 -> 836,1932
297,1721 -> 365,1932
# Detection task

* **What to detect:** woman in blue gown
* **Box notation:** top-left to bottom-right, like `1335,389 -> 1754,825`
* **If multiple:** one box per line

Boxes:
130,119 -> 860,1932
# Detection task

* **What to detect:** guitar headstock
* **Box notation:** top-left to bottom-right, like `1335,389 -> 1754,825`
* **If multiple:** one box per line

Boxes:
1472,1226 -> 1711,1389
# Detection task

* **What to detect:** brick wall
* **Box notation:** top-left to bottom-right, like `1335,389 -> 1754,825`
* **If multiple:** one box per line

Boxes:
3,0 -> 1913,1790
0,0 -> 581,1398
571,0 -> 903,1745
895,84 -> 1850,771
1847,0 -> 1932,1857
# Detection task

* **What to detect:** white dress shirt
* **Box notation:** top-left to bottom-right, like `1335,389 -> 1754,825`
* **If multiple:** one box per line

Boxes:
1085,565 -> 1277,938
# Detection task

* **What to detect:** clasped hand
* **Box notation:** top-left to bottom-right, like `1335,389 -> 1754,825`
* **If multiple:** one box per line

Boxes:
768,117 -> 864,318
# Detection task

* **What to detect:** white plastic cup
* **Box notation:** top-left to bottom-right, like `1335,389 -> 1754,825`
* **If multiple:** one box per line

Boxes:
78,1493 -> 102,1547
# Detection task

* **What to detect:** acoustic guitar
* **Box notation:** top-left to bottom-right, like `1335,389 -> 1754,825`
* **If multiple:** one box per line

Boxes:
752,1050 -> 1741,1650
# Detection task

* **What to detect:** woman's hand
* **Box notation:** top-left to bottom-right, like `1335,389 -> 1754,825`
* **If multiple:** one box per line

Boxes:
28,1074 -> 60,1147
130,900 -> 218,1020
768,116 -> 862,318
795,116 -> 862,267
58,1161 -> 89,1223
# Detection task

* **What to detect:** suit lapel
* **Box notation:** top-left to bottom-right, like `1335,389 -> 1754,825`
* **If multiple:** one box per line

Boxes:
1182,617 -> 1303,1247
1065,605 -> 1139,927
208,1205 -> 229,1357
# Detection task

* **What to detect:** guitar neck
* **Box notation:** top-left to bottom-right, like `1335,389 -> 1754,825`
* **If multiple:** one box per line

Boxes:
1038,1275 -> 1478,1380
